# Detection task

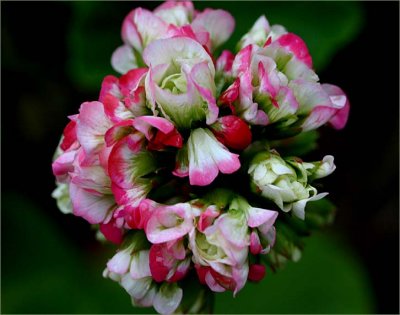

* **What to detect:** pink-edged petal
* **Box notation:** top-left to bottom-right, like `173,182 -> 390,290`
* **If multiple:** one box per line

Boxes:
247,207 -> 278,229
143,36 -> 214,75
219,78 -> 240,108
198,206 -> 220,232
111,45 -> 137,75
119,68 -> 148,96
188,128 -> 240,186
205,271 -> 226,292
232,264 -> 249,295
108,137 -> 156,191
60,119 -> 77,151
216,50 -> 234,73
277,33 -> 312,68
133,116 -> 175,139
168,258 -> 190,282
70,182 -> 115,224
322,83 -> 350,130
52,150 -> 76,179
238,70 -> 269,125
102,94 -> 133,123
76,101 -> 112,155
302,106 -> 338,131
121,9 -> 142,50
289,79 -> 332,115
250,231 -> 263,255
258,60 -> 279,98
100,218 -> 124,245
145,203 -> 194,244
189,62 -> 218,124
104,119 -> 135,147
133,8 -> 168,47
154,1 -> 194,26
99,75 -> 121,102
232,45 -> 253,76
191,9 -> 235,50
149,244 -> 170,282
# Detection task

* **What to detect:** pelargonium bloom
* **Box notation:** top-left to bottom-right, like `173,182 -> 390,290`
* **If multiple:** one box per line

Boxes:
174,128 -> 241,186
104,232 -> 183,315
112,1 -> 234,74
52,2 -> 350,313
220,16 -> 350,133
144,36 -> 218,128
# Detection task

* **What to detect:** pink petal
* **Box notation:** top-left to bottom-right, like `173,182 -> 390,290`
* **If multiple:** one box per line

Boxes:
168,258 -> 190,282
121,9 -> 142,50
76,101 -> 112,155
277,33 -> 312,68
216,50 -> 234,72
149,244 -> 171,282
247,207 -> 278,228
145,204 -> 194,244
143,36 -> 214,75
189,62 -> 219,124
133,116 -> 175,139
99,75 -> 120,102
302,105 -> 338,131
52,150 -> 76,179
107,135 -> 145,189
232,45 -> 252,75
250,231 -> 263,255
205,271 -> 226,292
70,183 -> 115,224
322,83 -> 350,130
198,206 -> 220,232
104,119 -> 135,147
191,9 -> 235,50
100,218 -> 124,245
60,119 -> 77,151
118,68 -> 148,96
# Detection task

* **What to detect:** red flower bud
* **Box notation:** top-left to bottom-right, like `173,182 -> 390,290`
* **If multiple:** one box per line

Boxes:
210,115 -> 252,150
248,264 -> 266,282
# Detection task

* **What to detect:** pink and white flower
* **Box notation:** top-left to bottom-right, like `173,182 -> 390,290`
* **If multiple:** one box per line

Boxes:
112,1 -> 234,74
144,37 -> 218,128
183,128 -> 240,186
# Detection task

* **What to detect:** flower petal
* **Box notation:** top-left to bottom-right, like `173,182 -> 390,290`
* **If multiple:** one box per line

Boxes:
69,183 -> 115,224
153,283 -> 183,315
191,9 -> 235,50
111,45 -> 138,75
76,101 -> 112,155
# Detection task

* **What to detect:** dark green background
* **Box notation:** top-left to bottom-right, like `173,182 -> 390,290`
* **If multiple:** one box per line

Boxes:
2,1 -> 399,313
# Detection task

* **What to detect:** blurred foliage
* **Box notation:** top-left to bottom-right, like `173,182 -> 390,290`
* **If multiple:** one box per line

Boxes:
67,1 -> 364,91
2,192 -> 375,313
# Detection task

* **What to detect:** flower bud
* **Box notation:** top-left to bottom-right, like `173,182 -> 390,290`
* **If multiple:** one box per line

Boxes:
249,151 -> 330,219
210,115 -> 252,150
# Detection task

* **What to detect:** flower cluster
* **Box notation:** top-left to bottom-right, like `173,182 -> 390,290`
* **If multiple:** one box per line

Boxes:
52,2 -> 349,314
